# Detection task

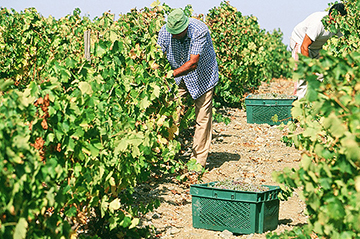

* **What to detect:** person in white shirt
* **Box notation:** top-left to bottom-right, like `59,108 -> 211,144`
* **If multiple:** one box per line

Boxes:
290,3 -> 347,99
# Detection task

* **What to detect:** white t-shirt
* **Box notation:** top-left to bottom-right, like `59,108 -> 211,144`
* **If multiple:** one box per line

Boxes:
291,12 -> 340,53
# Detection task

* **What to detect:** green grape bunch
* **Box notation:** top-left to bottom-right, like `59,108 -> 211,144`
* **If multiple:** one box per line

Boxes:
211,180 -> 269,192
248,93 -> 297,99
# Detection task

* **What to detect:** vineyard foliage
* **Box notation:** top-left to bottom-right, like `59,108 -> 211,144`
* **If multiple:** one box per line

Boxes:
206,2 -> 292,107
271,1 -> 360,238
0,5 -> 182,238
323,0 -> 360,56
0,1 -> 291,238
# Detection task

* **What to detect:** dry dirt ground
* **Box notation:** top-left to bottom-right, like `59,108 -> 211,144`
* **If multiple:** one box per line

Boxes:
140,79 -> 307,239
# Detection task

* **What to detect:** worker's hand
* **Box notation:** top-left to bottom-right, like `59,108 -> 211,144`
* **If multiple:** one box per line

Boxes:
163,70 -> 174,91
166,70 -> 174,79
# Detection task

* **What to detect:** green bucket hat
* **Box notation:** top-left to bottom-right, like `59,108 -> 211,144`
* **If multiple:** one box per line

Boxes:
166,8 -> 189,35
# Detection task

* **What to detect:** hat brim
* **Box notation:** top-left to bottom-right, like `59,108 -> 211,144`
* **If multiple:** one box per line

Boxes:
166,17 -> 189,35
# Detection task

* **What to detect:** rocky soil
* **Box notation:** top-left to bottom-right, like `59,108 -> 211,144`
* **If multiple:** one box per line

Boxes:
139,79 -> 307,239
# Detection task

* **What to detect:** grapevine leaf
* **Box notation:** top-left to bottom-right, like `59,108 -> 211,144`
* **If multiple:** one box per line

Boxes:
101,195 -> 109,218
119,216 -> 132,228
166,70 -> 174,79
291,100 -> 303,118
95,42 -> 107,57
65,206 -> 77,217
88,143 -> 100,157
306,87 -> 318,102
129,218 -> 140,229
79,82 -> 93,95
323,112 -> 345,138
13,135 -> 30,150
340,136 -> 360,160
21,87 -> 37,107
355,176 -> 360,192
65,57 -> 77,68
111,40 -> 123,54
140,96 -> 151,109
60,69 -> 71,83
302,127 -> 320,141
151,84 -> 161,100
109,217 -> 118,231
0,79 -> 14,91
301,154 -> 312,171
46,133 -> 55,144
326,198 -> 345,220
13,218 -> 28,239
74,163 -> 82,177
114,139 -> 128,154
109,177 -> 115,186
150,0 -> 161,7
186,158 -> 203,172
109,30 -> 117,43
109,198 -> 121,212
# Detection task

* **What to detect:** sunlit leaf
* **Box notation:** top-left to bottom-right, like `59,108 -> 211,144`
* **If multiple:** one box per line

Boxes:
323,112 -> 346,138
79,82 -> 93,95
109,198 -> 121,212
13,218 -> 28,239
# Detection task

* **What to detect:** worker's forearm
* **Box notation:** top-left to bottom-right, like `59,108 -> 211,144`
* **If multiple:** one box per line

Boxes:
173,54 -> 200,78
173,61 -> 197,78
300,45 -> 310,57
300,34 -> 312,57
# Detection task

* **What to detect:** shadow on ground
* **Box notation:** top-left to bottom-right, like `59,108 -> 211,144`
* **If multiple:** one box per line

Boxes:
206,151 -> 241,170
278,219 -> 307,228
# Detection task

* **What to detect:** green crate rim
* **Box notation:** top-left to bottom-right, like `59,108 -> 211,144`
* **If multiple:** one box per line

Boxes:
190,182 -> 281,203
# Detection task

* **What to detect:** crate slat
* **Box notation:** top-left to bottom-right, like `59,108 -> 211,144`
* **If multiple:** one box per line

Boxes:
245,95 -> 297,125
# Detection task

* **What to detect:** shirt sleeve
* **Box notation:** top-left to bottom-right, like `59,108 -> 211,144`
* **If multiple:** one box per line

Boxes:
306,21 -> 324,42
190,28 -> 208,56
157,26 -> 167,54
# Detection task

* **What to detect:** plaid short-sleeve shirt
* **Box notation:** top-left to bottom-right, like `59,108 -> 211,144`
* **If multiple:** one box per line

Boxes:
157,18 -> 219,100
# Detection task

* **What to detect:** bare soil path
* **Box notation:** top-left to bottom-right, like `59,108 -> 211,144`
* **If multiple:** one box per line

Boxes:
140,79 -> 307,239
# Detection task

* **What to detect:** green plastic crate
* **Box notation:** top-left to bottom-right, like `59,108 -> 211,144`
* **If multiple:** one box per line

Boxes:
245,95 -> 297,125
190,182 -> 280,234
